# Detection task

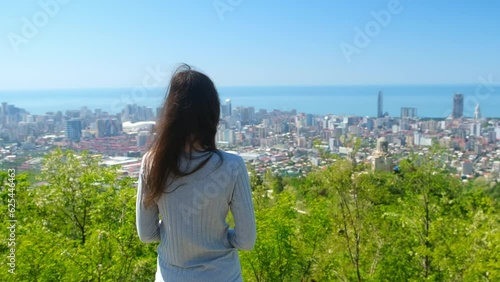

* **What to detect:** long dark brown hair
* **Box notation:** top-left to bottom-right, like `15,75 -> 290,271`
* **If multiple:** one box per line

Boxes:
142,64 -> 221,207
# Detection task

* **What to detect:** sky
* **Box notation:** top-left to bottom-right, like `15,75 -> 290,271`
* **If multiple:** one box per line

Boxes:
1,0 -> 500,90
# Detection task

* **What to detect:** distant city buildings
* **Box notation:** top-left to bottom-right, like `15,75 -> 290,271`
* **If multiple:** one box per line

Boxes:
65,119 -> 82,142
378,91 -> 383,118
453,93 -> 464,119
0,98 -> 498,183
96,118 -> 122,138
470,123 -> 481,137
136,131 -> 151,148
221,98 -> 232,117
413,132 -> 433,146
401,107 -> 417,119
238,106 -> 255,126
474,104 -> 481,120
121,104 -> 154,123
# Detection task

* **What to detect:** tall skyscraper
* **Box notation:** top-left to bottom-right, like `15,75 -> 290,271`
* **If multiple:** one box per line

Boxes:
474,104 -> 481,120
377,91 -> 383,118
225,99 -> 232,117
452,93 -> 464,119
240,107 -> 250,125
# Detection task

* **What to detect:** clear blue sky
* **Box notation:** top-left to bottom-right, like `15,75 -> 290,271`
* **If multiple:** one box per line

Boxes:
1,0 -> 499,90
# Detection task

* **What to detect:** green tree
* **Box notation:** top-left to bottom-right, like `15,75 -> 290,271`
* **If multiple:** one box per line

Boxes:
0,149 -> 157,281
241,191 -> 299,281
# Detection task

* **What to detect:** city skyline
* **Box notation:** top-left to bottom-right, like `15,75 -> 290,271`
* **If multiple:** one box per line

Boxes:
2,88 -> 498,178
1,1 -> 500,90
0,90 -> 496,120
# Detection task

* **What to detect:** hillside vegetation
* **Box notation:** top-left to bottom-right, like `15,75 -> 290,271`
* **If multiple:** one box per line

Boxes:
1,149 -> 499,281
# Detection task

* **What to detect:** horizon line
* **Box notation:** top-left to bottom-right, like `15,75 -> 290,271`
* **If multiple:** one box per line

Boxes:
1,82 -> 500,92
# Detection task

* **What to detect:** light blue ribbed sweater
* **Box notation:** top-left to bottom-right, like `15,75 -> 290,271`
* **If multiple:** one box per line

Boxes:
136,150 -> 256,282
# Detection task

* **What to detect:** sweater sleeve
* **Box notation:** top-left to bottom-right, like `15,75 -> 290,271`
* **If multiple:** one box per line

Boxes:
136,154 -> 161,243
227,157 -> 256,250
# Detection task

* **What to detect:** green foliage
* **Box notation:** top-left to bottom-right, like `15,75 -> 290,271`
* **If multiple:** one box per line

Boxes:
241,191 -> 298,281
1,148 -> 499,281
241,153 -> 500,281
0,148 -> 157,281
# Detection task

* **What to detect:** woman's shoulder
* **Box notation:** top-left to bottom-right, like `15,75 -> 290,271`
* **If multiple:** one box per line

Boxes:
215,150 -> 246,174
217,150 -> 244,163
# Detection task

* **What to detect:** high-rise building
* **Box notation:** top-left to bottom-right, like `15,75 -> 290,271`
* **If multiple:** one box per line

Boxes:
377,91 -> 383,118
452,93 -> 464,119
240,107 -> 250,125
1,102 -> 7,116
474,104 -> 481,120
122,104 -> 154,122
96,119 -> 105,137
401,107 -> 417,119
220,104 -> 228,118
96,118 -> 122,138
257,125 -> 267,139
306,114 -> 314,126
282,121 -> 289,133
470,123 -> 481,137
225,99 -> 232,117
66,119 -> 82,142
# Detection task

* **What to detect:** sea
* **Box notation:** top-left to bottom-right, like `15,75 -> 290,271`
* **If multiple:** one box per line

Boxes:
0,85 -> 499,118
